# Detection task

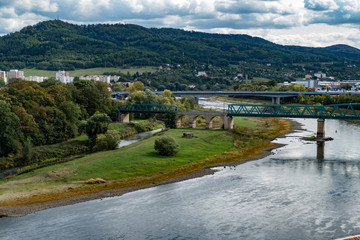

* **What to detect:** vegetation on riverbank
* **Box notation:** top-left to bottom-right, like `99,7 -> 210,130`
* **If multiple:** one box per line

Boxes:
0,120 -> 162,172
0,117 -> 290,209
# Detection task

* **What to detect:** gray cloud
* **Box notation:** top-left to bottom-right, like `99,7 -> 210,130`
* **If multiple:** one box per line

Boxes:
304,0 -> 338,11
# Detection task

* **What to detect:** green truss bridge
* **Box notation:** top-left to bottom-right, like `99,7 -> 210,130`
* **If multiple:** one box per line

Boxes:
227,103 -> 360,120
118,103 -> 360,137
228,103 -> 360,139
118,104 -> 178,123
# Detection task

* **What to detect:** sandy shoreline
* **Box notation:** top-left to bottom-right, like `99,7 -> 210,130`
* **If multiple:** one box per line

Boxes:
0,119 -> 302,218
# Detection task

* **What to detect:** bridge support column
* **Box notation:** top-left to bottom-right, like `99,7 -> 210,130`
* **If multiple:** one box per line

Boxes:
317,119 -> 325,139
118,113 -> 130,123
194,97 -> 199,105
204,116 -> 214,129
176,116 -> 183,128
272,97 -> 281,105
187,116 -> 197,128
224,116 -> 234,130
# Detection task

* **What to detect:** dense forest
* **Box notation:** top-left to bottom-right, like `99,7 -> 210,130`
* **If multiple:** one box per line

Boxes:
0,20 -> 359,72
0,79 -> 114,157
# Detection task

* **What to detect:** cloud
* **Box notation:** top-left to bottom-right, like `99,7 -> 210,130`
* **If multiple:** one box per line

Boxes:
304,0 -> 338,11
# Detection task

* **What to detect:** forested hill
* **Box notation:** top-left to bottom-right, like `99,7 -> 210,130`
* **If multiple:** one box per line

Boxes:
0,20 -> 359,70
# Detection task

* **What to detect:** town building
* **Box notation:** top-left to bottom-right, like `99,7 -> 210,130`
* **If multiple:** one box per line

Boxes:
197,71 -> 207,77
7,69 -> 24,80
26,76 -> 48,83
296,79 -> 319,89
0,71 -> 7,83
56,70 -> 74,84
80,75 -> 120,83
314,72 -> 327,79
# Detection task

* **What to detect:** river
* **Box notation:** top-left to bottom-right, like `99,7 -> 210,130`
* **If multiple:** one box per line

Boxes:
1,100 -> 360,239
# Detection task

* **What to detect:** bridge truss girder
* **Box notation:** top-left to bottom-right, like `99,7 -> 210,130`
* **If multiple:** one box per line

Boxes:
228,103 -> 360,120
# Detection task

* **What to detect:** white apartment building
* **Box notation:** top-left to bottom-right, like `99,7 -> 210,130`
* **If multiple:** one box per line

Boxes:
56,70 -> 74,84
296,79 -> 319,89
7,69 -> 24,80
314,72 -> 327,79
26,76 -> 48,83
0,71 -> 7,83
80,75 -> 119,84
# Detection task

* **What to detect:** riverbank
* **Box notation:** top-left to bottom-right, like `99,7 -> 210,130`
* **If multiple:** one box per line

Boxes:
0,118 -> 297,218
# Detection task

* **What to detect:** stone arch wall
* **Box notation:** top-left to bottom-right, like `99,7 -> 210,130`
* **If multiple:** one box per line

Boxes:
177,113 -> 233,129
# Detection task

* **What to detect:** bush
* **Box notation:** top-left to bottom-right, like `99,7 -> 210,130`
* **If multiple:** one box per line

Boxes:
154,136 -> 179,156
93,130 -> 121,151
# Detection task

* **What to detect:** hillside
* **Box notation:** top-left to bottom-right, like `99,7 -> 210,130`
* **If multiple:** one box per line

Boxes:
0,20 -> 359,71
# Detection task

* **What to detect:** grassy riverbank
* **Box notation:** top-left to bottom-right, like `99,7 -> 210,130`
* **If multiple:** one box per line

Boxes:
0,117 -> 290,215
0,120 -> 162,171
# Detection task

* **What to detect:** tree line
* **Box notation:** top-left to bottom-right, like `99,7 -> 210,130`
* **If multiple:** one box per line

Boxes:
0,79 -> 115,158
0,79 -> 197,162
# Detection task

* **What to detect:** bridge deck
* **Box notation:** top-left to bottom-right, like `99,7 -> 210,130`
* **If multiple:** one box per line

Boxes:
228,103 -> 360,119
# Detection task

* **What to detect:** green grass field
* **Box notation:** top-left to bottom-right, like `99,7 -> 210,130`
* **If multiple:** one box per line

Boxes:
9,129 -> 233,182
234,117 -> 257,129
68,129 -> 233,180
21,67 -> 158,78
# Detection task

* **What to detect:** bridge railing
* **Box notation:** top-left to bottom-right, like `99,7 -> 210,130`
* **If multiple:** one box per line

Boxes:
119,104 -> 178,113
228,103 -> 360,119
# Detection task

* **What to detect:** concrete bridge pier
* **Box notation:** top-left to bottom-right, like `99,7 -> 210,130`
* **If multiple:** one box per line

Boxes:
224,116 -> 234,130
272,97 -> 281,105
188,115 -> 197,128
317,119 -> 325,139
194,97 -> 199,105
204,116 -> 215,129
118,113 -> 130,123
176,118 -> 182,128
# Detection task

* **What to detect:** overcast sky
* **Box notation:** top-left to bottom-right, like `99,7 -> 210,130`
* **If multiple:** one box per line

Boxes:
1,0 -> 360,49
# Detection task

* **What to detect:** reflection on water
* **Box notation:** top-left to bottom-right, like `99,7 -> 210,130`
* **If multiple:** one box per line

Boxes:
317,141 -> 325,160
2,115 -> 360,239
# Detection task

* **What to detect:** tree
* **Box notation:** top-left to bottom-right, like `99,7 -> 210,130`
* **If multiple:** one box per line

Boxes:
21,138 -> 34,163
154,136 -> 179,156
112,83 -> 126,92
163,111 -> 177,129
59,101 -> 81,124
59,101 -> 82,137
0,77 -> 5,87
0,100 -> 21,157
85,112 -> 112,146
128,81 -> 145,92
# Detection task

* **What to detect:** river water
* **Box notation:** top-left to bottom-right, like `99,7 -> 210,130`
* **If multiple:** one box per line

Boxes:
118,128 -> 163,148
1,100 -> 360,240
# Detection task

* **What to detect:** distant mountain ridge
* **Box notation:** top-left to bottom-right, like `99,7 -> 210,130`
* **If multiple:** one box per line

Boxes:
0,20 -> 358,71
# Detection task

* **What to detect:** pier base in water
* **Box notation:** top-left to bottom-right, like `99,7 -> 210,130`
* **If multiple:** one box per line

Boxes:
317,119 -> 325,139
